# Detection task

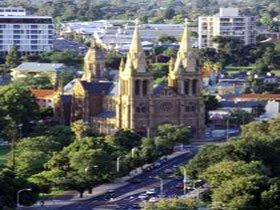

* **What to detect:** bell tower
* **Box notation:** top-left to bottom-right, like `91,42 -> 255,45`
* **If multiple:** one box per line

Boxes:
81,40 -> 106,82
168,19 -> 205,136
117,19 -> 153,135
168,19 -> 201,96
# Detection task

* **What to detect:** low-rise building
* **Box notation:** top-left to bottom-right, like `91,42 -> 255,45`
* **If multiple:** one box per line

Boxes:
11,62 -> 66,85
30,88 -> 56,108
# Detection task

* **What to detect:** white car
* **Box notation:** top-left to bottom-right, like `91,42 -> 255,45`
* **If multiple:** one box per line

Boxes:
146,188 -> 156,195
149,197 -> 159,203
138,193 -> 148,200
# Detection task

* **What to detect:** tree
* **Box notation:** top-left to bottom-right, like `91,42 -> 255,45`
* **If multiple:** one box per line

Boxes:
5,47 -> 20,67
158,34 -> 177,44
105,52 -> 123,70
201,161 -> 269,188
0,169 -> 39,209
203,94 -> 220,124
0,84 -> 39,140
106,129 -> 141,153
143,197 -> 199,210
15,74 -> 54,89
211,175 -> 280,210
151,63 -> 169,79
154,124 -> 191,154
71,120 -> 89,140
42,137 -> 115,197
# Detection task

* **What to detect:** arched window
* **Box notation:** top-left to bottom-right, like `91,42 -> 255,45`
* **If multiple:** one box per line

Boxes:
184,79 -> 190,95
192,79 -> 198,95
191,104 -> 196,112
135,80 -> 140,96
142,80 -> 149,96
136,103 -> 147,113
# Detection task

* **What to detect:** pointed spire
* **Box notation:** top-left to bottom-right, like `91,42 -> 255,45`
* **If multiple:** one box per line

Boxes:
129,18 -> 142,54
124,18 -> 147,73
179,18 -> 190,53
119,57 -> 125,71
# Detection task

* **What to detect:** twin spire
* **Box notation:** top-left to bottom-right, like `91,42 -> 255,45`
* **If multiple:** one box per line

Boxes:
125,18 -> 147,73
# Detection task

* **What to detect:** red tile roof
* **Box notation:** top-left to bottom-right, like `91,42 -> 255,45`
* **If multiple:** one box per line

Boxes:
30,89 -> 55,98
233,94 -> 280,101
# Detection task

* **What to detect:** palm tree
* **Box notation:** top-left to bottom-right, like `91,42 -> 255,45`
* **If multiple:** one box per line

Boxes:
71,120 -> 88,140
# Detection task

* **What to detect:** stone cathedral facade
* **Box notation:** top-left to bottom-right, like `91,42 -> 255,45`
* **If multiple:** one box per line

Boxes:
55,22 -> 205,137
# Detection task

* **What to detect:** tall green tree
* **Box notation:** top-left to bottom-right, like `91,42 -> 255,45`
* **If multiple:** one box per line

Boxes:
0,84 -> 39,140
5,47 -> 21,67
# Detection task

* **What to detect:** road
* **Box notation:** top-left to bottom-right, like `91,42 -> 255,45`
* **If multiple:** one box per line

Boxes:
57,147 -> 198,210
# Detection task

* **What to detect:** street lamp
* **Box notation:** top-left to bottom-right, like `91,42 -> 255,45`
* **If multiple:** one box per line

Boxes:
116,156 -> 122,173
17,188 -> 32,209
159,177 -> 164,194
182,167 -> 187,196
18,124 -> 23,140
131,148 -> 137,158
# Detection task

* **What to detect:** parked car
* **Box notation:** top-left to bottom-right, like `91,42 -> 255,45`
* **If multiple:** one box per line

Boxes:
149,197 -> 159,203
176,182 -> 184,189
164,168 -> 173,174
146,188 -> 156,195
158,193 -> 167,198
138,193 -> 148,200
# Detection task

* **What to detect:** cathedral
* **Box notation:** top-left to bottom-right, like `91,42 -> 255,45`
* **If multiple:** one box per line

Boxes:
55,21 -> 205,137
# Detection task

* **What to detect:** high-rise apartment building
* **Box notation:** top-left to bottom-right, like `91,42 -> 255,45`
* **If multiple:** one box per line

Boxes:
0,8 -> 53,54
198,8 -> 256,49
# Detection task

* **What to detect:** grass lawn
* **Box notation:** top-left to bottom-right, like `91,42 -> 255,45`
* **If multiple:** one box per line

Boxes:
0,145 -> 11,167
271,70 -> 280,76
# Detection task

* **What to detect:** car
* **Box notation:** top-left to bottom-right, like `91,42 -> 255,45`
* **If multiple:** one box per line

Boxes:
176,182 -> 184,189
128,178 -> 142,184
149,197 -> 159,203
143,167 -> 152,172
107,189 -> 115,194
138,193 -> 148,200
158,193 -> 167,198
132,203 -> 141,209
154,162 -> 161,168
164,168 -> 173,174
146,188 -> 156,195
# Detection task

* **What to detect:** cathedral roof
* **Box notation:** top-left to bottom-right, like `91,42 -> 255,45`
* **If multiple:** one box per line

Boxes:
80,81 -> 114,95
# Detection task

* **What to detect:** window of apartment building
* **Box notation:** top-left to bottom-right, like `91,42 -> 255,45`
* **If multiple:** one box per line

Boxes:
13,25 -> 20,29
31,25 -> 38,29
48,25 -> 53,29
0,25 -> 5,29
13,35 -> 20,39
13,30 -> 20,34
48,35 -> 53,39
48,30 -> 52,34
31,35 -> 38,39
13,40 -> 20,44
31,45 -> 38,50
31,40 -> 38,44
31,30 -> 38,34
48,40 -> 53,44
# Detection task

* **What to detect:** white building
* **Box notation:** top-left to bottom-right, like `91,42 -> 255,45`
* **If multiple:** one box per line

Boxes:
198,8 -> 256,48
0,8 -> 26,16
0,8 -> 53,54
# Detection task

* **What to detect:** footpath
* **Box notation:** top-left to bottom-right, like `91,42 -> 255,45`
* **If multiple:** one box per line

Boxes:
26,150 -> 188,210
